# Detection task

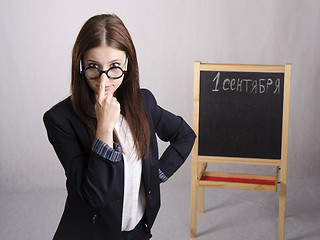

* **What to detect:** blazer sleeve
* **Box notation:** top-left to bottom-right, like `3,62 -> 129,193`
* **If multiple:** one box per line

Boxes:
43,105 -> 123,209
143,89 -> 196,180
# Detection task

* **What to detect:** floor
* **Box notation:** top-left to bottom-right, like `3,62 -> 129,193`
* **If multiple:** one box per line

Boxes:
1,177 -> 319,240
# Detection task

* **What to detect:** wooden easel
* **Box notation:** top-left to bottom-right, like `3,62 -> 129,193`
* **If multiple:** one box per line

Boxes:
190,62 -> 291,240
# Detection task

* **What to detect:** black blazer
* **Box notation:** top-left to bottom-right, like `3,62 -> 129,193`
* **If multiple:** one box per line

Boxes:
43,89 -> 196,240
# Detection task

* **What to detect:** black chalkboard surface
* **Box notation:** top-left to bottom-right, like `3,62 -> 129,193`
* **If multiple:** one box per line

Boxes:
198,71 -> 284,159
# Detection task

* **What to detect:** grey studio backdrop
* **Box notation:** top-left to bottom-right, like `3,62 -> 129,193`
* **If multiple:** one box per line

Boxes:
1,0 -> 319,240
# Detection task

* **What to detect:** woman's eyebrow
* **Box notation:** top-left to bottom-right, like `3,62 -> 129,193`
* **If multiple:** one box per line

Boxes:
109,59 -> 124,64
86,59 -> 100,63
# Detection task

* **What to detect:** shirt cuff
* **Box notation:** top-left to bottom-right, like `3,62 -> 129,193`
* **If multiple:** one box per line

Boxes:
91,137 -> 122,162
159,169 -> 168,183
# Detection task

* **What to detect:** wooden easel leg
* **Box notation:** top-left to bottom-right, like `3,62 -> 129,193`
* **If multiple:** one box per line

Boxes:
198,186 -> 204,213
190,180 -> 197,237
278,182 -> 287,240
198,162 -> 207,214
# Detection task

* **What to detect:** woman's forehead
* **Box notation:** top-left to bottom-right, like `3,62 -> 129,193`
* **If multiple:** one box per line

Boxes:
84,45 -> 126,63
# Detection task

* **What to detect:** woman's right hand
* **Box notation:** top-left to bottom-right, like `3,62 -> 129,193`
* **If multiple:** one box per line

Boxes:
95,80 -> 121,147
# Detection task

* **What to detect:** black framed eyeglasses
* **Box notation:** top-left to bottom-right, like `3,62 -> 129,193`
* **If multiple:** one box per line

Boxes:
81,58 -> 128,80
82,66 -> 127,80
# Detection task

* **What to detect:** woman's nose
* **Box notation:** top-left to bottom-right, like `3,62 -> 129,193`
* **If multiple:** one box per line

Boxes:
99,72 -> 111,82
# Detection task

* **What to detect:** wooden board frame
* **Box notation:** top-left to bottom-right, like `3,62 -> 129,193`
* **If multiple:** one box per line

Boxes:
190,62 -> 291,240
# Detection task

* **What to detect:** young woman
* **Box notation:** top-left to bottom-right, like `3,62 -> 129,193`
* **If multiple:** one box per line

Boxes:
43,14 -> 196,240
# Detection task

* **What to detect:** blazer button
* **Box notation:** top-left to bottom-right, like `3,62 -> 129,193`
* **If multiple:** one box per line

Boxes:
148,190 -> 152,195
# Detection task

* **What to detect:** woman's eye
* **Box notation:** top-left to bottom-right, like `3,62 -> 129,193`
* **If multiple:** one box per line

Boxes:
88,63 -> 98,68
111,62 -> 121,68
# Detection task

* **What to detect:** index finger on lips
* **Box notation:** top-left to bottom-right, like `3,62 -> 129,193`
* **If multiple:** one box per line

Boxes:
97,80 -> 106,102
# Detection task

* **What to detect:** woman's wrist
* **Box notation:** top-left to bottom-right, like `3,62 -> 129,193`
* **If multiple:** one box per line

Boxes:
96,128 -> 113,148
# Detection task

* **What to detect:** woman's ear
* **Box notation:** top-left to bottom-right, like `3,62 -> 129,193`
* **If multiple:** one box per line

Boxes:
80,59 -> 84,73
125,58 -> 129,71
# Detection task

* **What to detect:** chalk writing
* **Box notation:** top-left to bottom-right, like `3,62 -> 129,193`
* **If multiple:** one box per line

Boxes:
212,72 -> 280,94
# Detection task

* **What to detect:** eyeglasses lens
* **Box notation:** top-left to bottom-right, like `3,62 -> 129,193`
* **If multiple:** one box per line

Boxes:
85,68 -> 100,79
108,68 -> 123,79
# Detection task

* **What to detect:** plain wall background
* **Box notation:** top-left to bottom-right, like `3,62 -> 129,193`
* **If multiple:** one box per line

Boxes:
0,0 -> 319,191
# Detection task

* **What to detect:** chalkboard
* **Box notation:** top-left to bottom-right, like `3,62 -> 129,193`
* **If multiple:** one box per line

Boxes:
198,70 -> 284,159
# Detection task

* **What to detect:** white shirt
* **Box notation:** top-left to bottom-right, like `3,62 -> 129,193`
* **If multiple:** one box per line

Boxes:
114,115 -> 146,231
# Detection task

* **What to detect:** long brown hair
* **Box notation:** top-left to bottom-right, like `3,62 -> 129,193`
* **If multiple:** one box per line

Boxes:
71,14 -> 150,159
